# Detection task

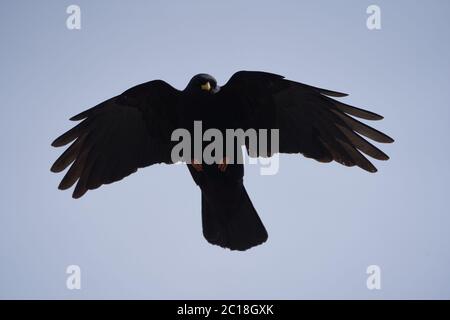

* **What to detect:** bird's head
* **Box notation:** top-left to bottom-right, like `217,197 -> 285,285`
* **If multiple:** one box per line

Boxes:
186,74 -> 220,94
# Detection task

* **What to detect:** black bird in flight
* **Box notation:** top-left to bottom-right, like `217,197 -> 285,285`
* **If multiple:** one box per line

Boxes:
51,71 -> 393,251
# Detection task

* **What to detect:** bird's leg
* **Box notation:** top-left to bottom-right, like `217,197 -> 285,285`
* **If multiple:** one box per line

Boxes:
218,157 -> 229,172
191,158 -> 203,172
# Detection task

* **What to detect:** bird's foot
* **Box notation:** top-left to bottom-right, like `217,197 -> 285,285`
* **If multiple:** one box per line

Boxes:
191,159 -> 203,172
218,157 -> 229,172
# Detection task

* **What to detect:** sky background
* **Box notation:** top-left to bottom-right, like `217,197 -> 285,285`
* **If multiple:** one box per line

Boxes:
1,0 -> 449,299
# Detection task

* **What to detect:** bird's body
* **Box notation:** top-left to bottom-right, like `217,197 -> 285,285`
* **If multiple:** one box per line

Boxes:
51,71 -> 393,251
177,75 -> 268,249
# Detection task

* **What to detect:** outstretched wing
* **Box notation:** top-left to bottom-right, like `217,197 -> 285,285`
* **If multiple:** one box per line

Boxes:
51,80 -> 180,198
219,71 -> 394,172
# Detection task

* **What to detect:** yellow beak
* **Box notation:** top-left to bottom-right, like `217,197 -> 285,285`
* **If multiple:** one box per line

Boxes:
201,81 -> 211,91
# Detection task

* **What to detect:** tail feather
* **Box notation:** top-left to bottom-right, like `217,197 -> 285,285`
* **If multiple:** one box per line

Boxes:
201,184 -> 268,251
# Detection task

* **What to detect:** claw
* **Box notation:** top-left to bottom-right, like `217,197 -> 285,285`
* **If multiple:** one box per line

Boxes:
218,157 -> 229,172
191,159 -> 203,172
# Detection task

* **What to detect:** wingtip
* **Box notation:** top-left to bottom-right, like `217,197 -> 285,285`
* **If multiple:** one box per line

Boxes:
51,136 -> 69,148
373,115 -> 384,121
72,185 -> 88,199
361,165 -> 378,173
320,90 -> 348,98
69,111 -> 89,121
51,139 -> 60,147
363,113 -> 384,121
58,184 -> 67,191
58,180 -> 72,191
69,115 -> 83,121
50,164 -> 60,173
72,191 -> 84,199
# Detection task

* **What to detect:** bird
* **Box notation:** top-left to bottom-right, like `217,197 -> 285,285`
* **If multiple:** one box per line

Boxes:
50,71 -> 394,251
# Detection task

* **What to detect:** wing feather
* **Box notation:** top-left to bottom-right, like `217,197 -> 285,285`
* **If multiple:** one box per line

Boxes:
51,80 -> 179,198
220,71 -> 393,172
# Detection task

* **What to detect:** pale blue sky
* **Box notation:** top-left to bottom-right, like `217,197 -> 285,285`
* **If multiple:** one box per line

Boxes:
1,0 -> 449,299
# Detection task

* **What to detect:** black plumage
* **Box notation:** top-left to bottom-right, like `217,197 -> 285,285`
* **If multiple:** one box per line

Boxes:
51,71 -> 393,251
